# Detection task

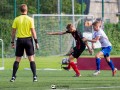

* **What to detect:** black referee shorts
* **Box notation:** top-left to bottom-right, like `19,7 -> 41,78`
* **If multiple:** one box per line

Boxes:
15,37 -> 34,57
71,45 -> 86,58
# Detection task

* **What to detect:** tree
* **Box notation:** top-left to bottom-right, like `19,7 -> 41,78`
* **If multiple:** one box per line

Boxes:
39,0 -> 84,14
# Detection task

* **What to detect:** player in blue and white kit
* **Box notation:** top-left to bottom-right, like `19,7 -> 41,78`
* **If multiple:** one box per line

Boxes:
87,21 -> 117,76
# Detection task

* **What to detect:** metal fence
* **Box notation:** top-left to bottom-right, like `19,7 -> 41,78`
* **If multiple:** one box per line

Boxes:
0,0 -> 84,57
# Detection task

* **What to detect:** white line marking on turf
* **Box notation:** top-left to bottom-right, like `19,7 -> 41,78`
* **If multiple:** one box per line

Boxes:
48,86 -> 120,90
71,86 -> 120,90
24,68 -> 62,71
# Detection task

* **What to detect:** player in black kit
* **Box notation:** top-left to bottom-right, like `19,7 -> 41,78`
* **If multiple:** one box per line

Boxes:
47,24 -> 92,77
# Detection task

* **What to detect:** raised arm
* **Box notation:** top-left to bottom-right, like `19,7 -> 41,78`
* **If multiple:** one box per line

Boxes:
47,31 -> 67,35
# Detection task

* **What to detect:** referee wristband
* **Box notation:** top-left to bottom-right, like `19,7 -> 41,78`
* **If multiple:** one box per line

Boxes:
34,39 -> 38,43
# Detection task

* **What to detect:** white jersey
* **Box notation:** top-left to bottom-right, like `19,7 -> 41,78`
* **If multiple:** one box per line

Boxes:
93,29 -> 111,47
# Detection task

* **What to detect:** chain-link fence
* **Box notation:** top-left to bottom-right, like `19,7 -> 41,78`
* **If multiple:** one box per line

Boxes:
0,0 -> 84,57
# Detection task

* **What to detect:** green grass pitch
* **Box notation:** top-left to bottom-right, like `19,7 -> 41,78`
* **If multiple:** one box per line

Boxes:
0,56 -> 120,90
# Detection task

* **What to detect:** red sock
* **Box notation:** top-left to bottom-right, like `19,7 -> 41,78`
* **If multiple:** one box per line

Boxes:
67,63 -> 71,69
70,62 -> 80,75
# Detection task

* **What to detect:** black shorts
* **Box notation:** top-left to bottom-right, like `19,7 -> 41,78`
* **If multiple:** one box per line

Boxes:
71,45 -> 86,58
15,37 -> 34,57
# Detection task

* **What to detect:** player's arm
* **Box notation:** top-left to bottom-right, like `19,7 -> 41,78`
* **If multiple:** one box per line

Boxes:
82,37 -> 93,55
31,28 -> 39,50
91,42 -> 95,55
47,31 -> 67,35
84,41 -> 93,55
91,42 -> 95,49
11,28 -> 16,48
87,36 -> 100,43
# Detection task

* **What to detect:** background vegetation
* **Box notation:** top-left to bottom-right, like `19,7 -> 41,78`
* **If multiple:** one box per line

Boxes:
0,0 -> 120,56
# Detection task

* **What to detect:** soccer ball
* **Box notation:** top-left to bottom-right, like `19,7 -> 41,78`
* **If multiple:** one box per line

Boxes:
51,84 -> 56,89
62,58 -> 69,65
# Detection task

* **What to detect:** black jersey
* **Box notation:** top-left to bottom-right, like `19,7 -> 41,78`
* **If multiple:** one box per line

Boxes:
66,30 -> 85,49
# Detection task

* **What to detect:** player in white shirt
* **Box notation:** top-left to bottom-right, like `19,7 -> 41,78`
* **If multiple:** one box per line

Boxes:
87,21 -> 117,76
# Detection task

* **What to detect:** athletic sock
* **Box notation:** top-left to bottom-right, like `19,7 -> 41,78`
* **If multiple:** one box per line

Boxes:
30,61 -> 37,77
12,61 -> 19,77
107,60 -> 115,71
70,62 -> 80,75
96,58 -> 101,71
67,63 -> 71,69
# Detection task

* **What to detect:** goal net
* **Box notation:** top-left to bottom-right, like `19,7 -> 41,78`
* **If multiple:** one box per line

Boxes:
32,14 -> 97,56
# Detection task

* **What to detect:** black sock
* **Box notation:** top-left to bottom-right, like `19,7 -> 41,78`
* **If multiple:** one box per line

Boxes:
12,61 -> 19,77
30,61 -> 37,77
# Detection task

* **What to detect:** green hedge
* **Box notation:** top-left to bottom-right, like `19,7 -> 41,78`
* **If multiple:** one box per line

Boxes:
104,23 -> 120,55
0,18 -> 12,50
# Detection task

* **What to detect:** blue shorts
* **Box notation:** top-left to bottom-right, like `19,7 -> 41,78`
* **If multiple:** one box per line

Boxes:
101,46 -> 112,57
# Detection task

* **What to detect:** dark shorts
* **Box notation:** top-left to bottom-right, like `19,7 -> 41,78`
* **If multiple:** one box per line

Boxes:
71,45 -> 86,58
15,37 -> 34,57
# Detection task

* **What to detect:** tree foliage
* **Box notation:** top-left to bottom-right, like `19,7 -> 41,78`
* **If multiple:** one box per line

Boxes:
104,23 -> 120,54
0,0 -> 119,56
39,0 -> 84,14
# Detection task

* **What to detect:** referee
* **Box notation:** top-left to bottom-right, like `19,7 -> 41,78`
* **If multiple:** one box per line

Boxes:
10,4 -> 39,82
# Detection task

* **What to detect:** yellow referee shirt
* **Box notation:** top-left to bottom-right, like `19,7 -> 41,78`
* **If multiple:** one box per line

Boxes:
12,15 -> 35,38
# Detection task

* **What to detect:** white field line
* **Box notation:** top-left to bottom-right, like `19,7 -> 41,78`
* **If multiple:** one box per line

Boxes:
24,68 -> 62,71
70,86 -> 120,90
48,86 -> 120,90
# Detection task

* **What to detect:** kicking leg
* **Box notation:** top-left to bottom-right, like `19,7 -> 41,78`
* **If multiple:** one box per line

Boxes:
105,56 -> 117,76
69,55 -> 80,77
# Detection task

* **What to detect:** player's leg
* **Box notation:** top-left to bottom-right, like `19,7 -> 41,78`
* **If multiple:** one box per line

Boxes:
62,48 -> 73,70
69,46 -> 85,77
105,56 -> 114,71
28,56 -> 37,82
68,55 -> 80,77
10,57 -> 22,82
10,39 -> 24,82
25,38 -> 37,82
62,49 -> 80,76
62,46 -> 86,77
105,56 -> 117,76
67,48 -> 74,69
62,48 -> 74,71
104,46 -> 117,76
93,51 -> 103,76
